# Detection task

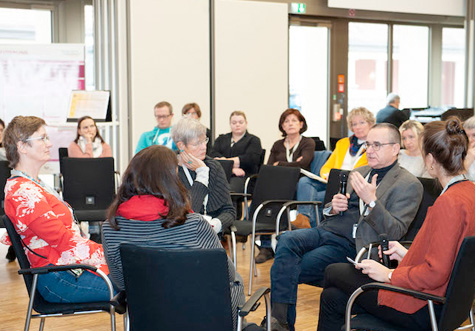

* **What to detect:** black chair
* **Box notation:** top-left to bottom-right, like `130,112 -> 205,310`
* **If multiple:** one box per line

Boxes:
309,136 -> 326,151
0,160 -> 11,227
120,244 -> 271,331
3,215 -> 117,331
322,168 -> 343,206
60,157 -> 116,222
58,147 -> 68,165
216,159 -> 234,183
232,165 -> 320,294
344,236 -> 475,331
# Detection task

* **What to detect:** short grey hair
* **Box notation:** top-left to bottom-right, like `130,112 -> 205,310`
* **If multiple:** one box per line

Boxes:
171,117 -> 206,146
386,93 -> 400,105
463,116 -> 475,131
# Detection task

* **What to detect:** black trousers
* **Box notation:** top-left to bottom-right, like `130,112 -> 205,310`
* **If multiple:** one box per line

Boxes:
317,263 -> 441,331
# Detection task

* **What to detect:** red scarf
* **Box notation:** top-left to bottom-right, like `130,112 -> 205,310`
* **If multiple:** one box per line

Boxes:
117,195 -> 170,221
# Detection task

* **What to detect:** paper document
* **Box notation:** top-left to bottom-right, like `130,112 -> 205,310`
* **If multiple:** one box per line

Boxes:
300,169 -> 328,184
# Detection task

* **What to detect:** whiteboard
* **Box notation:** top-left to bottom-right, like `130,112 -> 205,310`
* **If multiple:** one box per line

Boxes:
0,44 -> 85,124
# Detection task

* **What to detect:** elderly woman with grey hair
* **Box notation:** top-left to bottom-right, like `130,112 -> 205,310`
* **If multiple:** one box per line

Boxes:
172,117 -> 236,234
463,116 -> 475,181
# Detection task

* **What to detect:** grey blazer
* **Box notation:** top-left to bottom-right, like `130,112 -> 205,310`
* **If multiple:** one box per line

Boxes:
346,164 -> 423,253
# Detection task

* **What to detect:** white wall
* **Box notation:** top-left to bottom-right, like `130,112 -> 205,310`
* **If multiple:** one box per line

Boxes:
128,0 -> 210,153
215,0 -> 288,158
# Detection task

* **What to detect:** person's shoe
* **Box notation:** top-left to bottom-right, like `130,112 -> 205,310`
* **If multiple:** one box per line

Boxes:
270,316 -> 290,331
6,246 -> 16,262
292,214 -> 311,229
255,247 -> 274,264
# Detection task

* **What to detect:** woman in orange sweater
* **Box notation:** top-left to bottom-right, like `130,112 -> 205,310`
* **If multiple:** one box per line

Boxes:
317,117 -> 475,331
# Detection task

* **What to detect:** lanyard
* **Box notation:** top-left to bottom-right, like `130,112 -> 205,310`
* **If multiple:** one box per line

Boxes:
182,165 -> 208,215
285,136 -> 302,163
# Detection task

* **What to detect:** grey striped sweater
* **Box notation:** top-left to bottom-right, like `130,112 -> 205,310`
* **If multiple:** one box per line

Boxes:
102,213 -> 244,328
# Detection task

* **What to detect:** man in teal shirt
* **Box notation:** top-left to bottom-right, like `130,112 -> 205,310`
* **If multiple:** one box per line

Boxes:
135,101 -> 177,153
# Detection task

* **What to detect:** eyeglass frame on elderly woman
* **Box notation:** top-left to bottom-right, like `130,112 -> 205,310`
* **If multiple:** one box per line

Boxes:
188,137 -> 209,147
24,135 -> 50,144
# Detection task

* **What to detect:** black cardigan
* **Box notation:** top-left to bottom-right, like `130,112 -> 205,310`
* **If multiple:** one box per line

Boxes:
210,131 -> 263,175
177,157 -> 236,232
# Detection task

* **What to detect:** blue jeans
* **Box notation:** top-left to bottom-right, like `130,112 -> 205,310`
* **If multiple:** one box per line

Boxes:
297,177 -> 327,227
38,269 -> 113,303
270,227 -> 356,330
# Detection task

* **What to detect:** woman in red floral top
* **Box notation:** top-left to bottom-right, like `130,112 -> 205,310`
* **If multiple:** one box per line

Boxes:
0,116 -> 111,303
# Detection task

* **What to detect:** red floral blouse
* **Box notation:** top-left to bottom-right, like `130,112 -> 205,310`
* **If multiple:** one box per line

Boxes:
0,176 -> 109,274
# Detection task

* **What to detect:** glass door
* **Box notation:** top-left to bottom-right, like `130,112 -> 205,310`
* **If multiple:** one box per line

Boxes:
289,24 -> 329,145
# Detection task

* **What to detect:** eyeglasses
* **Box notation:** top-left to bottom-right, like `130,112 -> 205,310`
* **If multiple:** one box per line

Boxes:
24,135 -> 50,144
189,137 -> 209,147
364,142 -> 396,151
155,115 -> 171,120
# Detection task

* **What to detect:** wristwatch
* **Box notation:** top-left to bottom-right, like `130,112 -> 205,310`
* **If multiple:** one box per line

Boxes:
368,200 -> 376,208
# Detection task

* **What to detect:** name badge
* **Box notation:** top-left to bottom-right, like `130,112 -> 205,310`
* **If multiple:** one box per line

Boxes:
352,224 -> 358,238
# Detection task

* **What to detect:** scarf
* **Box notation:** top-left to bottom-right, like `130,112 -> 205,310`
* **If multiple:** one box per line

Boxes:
117,195 -> 170,221
78,136 -> 103,158
349,134 -> 365,157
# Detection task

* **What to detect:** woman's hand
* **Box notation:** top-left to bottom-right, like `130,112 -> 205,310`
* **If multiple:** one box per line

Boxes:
378,241 -> 408,262
296,156 -> 303,162
180,151 -> 206,171
83,133 -> 95,144
232,168 -> 245,177
273,161 -> 280,166
356,259 -> 392,283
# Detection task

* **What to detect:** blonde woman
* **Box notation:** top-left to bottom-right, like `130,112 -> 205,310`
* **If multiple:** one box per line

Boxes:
398,120 -> 429,177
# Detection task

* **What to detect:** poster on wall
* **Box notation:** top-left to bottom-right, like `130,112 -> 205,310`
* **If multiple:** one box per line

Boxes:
0,44 -> 85,124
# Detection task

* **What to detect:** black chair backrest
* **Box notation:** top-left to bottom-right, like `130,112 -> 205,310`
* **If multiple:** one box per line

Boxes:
257,149 -> 266,173
438,236 -> 475,331
249,165 -> 300,226
403,177 -> 441,241
3,215 -> 34,293
61,157 -> 115,211
323,168 -> 343,206
309,136 -> 326,151
216,159 -> 234,183
329,137 -> 339,151
0,160 -> 11,223
120,244 -> 234,331
58,147 -> 69,164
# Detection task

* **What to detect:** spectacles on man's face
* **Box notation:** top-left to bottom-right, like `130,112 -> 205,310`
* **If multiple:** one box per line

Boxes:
24,135 -> 50,144
189,137 -> 209,147
155,115 -> 171,120
364,142 -> 396,151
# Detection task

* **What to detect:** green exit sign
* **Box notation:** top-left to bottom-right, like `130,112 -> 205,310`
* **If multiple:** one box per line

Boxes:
290,3 -> 306,14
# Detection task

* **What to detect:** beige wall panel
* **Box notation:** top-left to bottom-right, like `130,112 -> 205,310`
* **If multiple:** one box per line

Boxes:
128,0 -> 210,154
215,0 -> 288,160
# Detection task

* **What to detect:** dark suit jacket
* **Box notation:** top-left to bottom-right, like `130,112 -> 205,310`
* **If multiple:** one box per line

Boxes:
324,164 -> 423,253
210,131 -> 262,175
376,105 -> 409,128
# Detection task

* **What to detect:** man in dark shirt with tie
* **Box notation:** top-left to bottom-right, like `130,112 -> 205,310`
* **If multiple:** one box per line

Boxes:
376,93 -> 410,128
269,123 -> 423,331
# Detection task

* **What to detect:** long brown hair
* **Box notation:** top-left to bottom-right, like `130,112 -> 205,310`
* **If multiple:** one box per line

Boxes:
107,145 -> 191,229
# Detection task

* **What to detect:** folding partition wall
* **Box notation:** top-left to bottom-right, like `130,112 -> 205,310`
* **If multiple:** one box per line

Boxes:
127,0 -> 288,157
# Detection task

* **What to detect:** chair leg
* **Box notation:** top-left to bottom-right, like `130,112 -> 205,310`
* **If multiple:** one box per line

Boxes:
109,306 -> 116,331
468,306 -> 475,331
427,300 -> 438,331
24,274 -> 39,331
248,234 -> 256,296
230,232 -> 237,270
264,292 -> 271,331
38,318 -> 45,331
124,308 -> 130,331
237,316 -> 243,331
